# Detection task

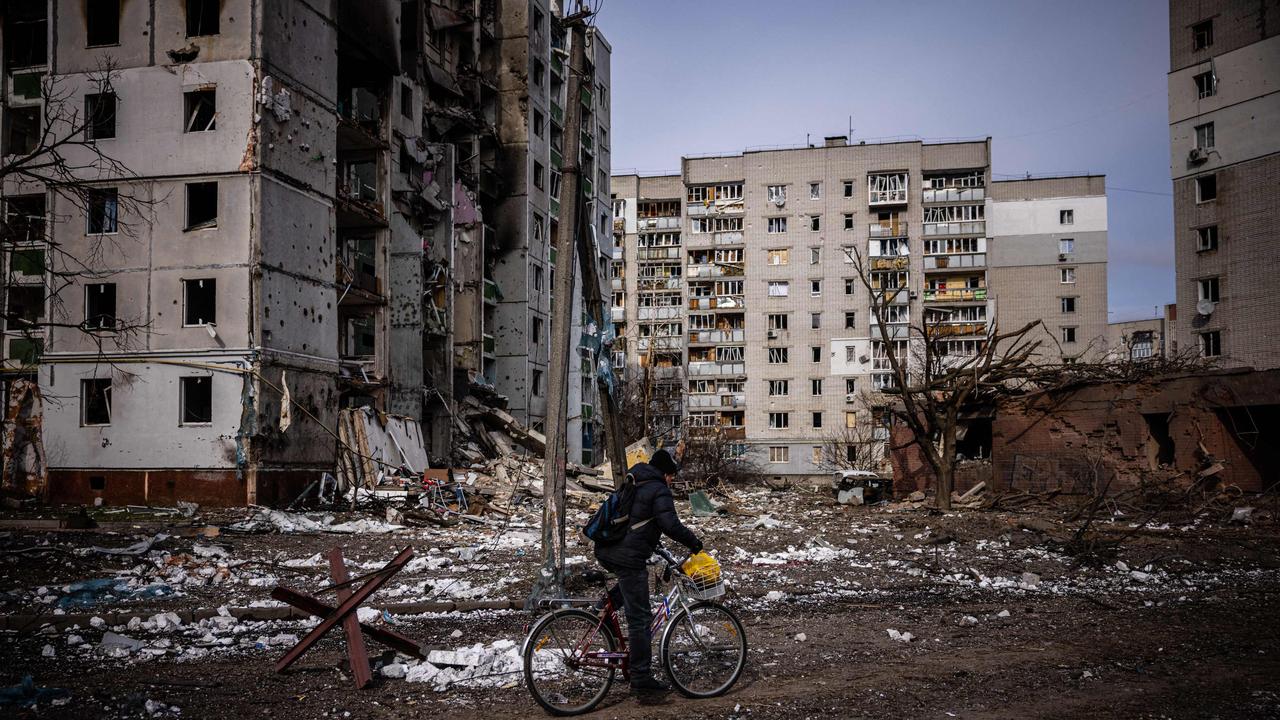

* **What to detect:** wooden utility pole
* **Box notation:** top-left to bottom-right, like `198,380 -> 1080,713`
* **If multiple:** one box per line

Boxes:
530,10 -> 590,605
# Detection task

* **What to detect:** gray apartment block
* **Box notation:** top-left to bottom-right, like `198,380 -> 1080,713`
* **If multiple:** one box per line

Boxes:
0,0 -> 609,503
988,175 -> 1109,361
1167,0 -> 1280,369
611,138 -> 1108,478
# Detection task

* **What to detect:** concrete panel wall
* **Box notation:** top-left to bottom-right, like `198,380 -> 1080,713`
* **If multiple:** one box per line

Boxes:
1169,0 -> 1280,72
1168,34 -> 1280,126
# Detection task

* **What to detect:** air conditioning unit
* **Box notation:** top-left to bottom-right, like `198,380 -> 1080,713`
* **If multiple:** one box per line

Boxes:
845,393 -> 857,402
766,330 -> 779,339
1058,253 -> 1068,261
909,291 -> 919,300
1188,147 -> 1208,165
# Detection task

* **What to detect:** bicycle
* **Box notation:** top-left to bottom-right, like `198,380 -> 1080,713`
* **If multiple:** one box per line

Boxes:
521,547 -> 747,716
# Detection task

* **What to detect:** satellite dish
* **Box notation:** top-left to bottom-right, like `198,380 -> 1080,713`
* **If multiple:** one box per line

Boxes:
1196,299 -> 1216,316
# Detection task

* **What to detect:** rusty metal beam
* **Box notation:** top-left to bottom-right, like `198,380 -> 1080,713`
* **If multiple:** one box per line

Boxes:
328,547 -> 373,689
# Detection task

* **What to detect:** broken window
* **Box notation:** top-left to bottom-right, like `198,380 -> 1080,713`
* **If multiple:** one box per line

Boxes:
531,370 -> 543,396
3,105 -> 39,155
768,413 -> 789,429
1059,209 -> 1073,225
86,0 -> 120,47
184,89 -> 216,132
766,249 -> 789,266
769,446 -> 788,463
1195,122 -> 1214,149
811,312 -> 821,329
1196,174 -> 1217,202
811,378 -> 822,396
533,265 -> 544,291
344,315 -> 375,356
1198,277 -> 1220,303
1059,267 -> 1076,284
1061,326 -> 1077,344
812,412 -> 823,429
85,92 -> 117,140
767,281 -> 789,297
186,0 -> 219,36
532,58 -> 545,87
767,185 -> 786,204
842,180 -> 853,198
180,376 -> 212,424
533,109 -> 544,138
185,182 -> 217,229
1197,225 -> 1219,251
810,247 -> 820,264
531,316 -> 543,345
1199,330 -> 1221,357
811,346 -> 822,363
767,314 -> 788,331
844,278 -> 856,295
809,182 -> 820,200
6,285 -> 44,325
867,173 -> 908,204
183,278 -> 216,326
5,1 -> 48,70
1142,413 -> 1176,465
1060,296 -> 1076,313
533,161 -> 545,190
845,377 -> 856,394
86,188 -> 118,234
81,378 -> 112,425
85,282 -> 116,329
845,311 -> 856,329
768,347 -> 789,364
809,215 -> 820,231
810,279 -> 821,297
1131,331 -> 1155,360
767,217 -> 787,234
1194,71 -> 1216,99
1192,19 -> 1213,50
768,379 -> 788,396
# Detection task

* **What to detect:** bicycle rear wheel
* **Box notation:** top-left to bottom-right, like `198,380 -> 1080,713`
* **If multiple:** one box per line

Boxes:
661,601 -> 747,698
523,608 -> 618,716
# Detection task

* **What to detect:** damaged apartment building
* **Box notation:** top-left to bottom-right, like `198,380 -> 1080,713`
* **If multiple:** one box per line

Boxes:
0,0 -> 611,505
612,139 -> 1108,478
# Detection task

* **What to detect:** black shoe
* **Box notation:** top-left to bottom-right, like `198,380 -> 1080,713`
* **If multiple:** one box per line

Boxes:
630,676 -> 670,692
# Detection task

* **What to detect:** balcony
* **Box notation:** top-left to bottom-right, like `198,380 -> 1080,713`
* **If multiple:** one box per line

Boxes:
483,278 -> 499,305
868,174 -> 909,206
870,324 -> 910,340
688,393 -> 746,409
922,187 -> 986,203
923,288 -> 988,303
868,221 -> 907,238
550,101 -> 564,125
610,306 -> 625,322
483,333 -> 496,357
637,336 -> 683,351
923,253 -> 986,271
688,329 -> 745,344
688,295 -> 744,311
922,221 -> 986,236
610,277 -> 623,291
688,361 -> 747,377
611,246 -> 623,261
613,218 -> 626,233
637,277 -> 681,291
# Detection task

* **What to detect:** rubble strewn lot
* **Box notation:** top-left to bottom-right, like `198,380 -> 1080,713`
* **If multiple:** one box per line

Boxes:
2,483 -> 1278,719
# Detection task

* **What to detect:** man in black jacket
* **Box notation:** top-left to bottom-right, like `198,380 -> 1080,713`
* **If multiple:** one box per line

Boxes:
594,449 -> 703,692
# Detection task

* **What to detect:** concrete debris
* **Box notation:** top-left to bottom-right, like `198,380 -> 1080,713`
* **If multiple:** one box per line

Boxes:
886,629 -> 914,642
406,639 -> 522,691
794,633 -> 807,642
1231,507 -> 1254,524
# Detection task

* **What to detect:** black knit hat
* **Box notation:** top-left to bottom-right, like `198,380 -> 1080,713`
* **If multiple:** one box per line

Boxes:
649,449 -> 679,475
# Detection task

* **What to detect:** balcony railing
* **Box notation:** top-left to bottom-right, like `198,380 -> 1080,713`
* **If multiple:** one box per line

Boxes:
688,295 -> 744,310
923,221 -> 986,236
637,336 -> 682,351
637,277 -> 681,291
688,361 -> 747,377
869,189 -> 908,205
636,247 -> 681,261
871,324 -> 910,340
610,306 -> 625,322
923,253 -> 986,270
613,218 -> 626,233
686,263 -> 743,279
923,288 -> 987,303
869,257 -> 909,271
688,328 -> 745,344
687,393 -> 746,409
930,321 -> 988,337
686,231 -> 744,248
610,277 -> 623,291
484,278 -> 498,304
636,306 -> 681,321
611,247 -> 623,261
637,216 -> 681,231
868,222 -> 907,238
922,187 -> 985,203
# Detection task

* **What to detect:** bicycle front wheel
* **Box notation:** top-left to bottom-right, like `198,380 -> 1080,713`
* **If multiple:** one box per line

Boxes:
661,601 -> 747,698
522,608 -> 618,716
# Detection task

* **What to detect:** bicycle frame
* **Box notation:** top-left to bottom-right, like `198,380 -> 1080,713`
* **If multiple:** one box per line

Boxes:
570,566 -> 692,680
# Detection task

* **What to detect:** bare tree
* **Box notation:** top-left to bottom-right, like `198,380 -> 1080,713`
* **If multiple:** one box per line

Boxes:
814,402 -> 888,473
614,356 -> 684,448
848,247 -> 1043,510
2,61 -> 154,357
675,425 -> 760,489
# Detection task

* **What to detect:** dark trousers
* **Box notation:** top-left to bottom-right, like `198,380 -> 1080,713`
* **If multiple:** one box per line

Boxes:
600,560 -> 654,680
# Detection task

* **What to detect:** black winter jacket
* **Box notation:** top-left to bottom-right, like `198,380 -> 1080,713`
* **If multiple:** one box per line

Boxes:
593,462 -> 702,570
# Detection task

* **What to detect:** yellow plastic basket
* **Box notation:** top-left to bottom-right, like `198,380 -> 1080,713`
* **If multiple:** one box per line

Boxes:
681,552 -> 725,600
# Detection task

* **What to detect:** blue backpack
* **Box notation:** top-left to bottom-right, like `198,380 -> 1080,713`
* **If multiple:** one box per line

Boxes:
583,474 -> 639,545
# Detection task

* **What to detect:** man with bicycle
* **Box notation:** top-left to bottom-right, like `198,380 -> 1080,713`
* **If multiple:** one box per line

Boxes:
593,448 -> 703,693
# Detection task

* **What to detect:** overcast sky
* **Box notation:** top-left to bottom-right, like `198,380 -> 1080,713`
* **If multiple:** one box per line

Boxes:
596,0 -> 1173,322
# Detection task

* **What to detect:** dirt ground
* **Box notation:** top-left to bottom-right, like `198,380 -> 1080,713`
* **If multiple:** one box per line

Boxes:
1,486 -> 1278,719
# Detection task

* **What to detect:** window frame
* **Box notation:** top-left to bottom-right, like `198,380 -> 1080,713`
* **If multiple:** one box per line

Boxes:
81,378 -> 113,426
180,375 -> 213,425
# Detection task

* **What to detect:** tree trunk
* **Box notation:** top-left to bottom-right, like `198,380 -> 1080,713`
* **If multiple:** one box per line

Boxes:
935,462 -> 953,511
